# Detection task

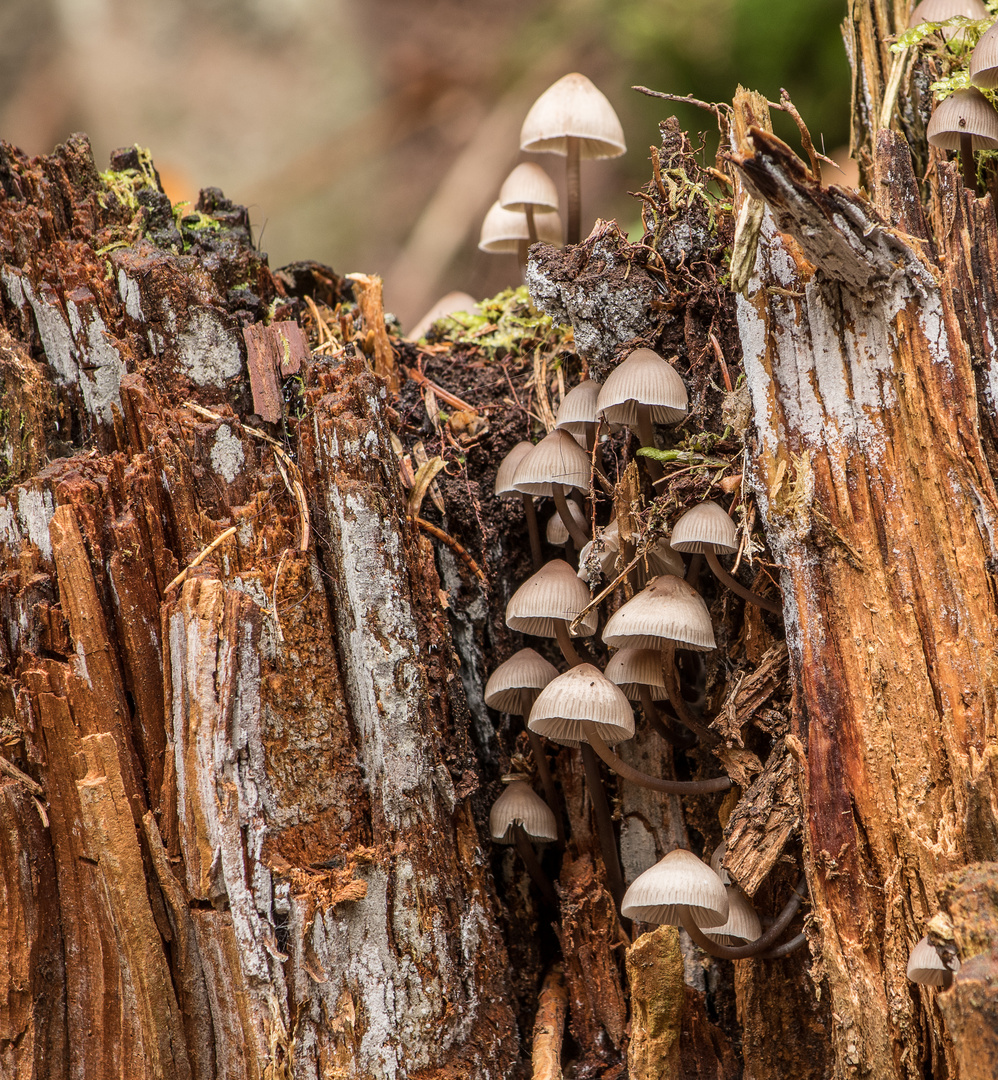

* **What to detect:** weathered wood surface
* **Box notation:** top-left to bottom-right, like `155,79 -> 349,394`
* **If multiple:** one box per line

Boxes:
0,136 -> 518,1080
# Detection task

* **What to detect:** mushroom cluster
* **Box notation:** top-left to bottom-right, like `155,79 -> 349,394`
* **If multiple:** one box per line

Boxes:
482,345 -> 805,969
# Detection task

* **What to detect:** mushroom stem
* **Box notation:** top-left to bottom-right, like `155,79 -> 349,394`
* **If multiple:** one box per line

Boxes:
678,875 -> 808,960
553,483 -> 591,549
566,135 -> 582,245
961,131 -> 976,191
661,643 -> 716,745
580,741 -> 626,908
704,551 -> 782,615
512,824 -> 559,906
526,723 -> 566,846
581,720 -> 731,793
685,553 -> 703,587
758,932 -> 807,960
554,618 -> 589,668
635,403 -> 664,483
638,685 -> 697,749
517,239 -> 529,272
525,204 -> 539,244
522,494 -> 543,570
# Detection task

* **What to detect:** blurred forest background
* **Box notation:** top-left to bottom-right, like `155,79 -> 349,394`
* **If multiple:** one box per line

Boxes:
0,0 -> 851,329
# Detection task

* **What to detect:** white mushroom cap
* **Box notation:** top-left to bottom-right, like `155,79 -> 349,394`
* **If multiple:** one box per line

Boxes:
546,500 -> 589,545
906,936 -> 961,986
641,538 -> 686,581
520,73 -> 626,159
926,89 -> 998,152
602,575 -> 716,651
909,0 -> 987,31
499,162 -> 560,212
709,841 -> 731,885
484,648 -> 560,713
495,441 -> 536,497
621,848 -> 729,927
971,21 -> 998,88
479,201 -> 563,252
506,559 -> 598,638
490,780 -> 559,843
699,885 -> 762,946
670,501 -> 739,554
511,428 -> 592,495
555,379 -> 602,434
596,349 -> 688,427
406,291 -> 478,340
527,663 -> 635,746
604,647 -> 667,701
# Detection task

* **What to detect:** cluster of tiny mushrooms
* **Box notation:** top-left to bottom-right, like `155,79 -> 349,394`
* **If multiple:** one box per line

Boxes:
458,64 -> 963,987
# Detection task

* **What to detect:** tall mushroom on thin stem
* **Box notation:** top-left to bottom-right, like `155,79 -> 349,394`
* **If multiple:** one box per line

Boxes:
505,559 -> 598,669
670,500 -> 782,615
479,200 -> 563,272
499,162 -> 560,265
554,377 -> 603,454
495,441 -> 543,570
604,646 -> 697,748
490,780 -> 560,905
596,349 -> 688,485
519,73 -> 626,246
511,429 -> 593,551
925,87 -> 998,192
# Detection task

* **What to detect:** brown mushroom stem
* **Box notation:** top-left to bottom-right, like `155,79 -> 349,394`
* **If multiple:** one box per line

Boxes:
638,685 -> 698,749
580,741 -> 626,909
581,720 -> 731,793
525,204 -> 538,244
553,484 -> 590,549
678,876 -> 808,960
758,932 -> 807,960
566,135 -> 581,245
961,131 -> 976,191
661,643 -> 716,745
635,403 -> 664,483
512,825 -> 559,906
685,553 -> 703,587
554,618 -> 590,668
704,551 -> 782,615
517,239 -> 529,272
522,494 -> 543,569
526,723 -> 566,846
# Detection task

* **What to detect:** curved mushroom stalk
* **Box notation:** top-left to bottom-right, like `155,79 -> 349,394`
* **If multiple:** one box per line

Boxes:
581,720 -> 731,794
526,726 -> 566,846
522,494 -> 543,569
704,551 -> 782,615
635,403 -> 664,483
580,742 -> 626,909
637,685 -> 698,749
552,483 -> 590,549
678,876 -> 808,960
554,617 -> 593,668
660,643 -> 716,745
512,824 -> 559,906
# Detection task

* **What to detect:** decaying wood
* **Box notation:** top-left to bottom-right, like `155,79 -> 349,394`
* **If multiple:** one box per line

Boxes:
531,966 -> 568,1080
625,925 -> 684,1080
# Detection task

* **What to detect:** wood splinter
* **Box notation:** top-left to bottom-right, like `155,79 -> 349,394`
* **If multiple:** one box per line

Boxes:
532,965 -> 568,1080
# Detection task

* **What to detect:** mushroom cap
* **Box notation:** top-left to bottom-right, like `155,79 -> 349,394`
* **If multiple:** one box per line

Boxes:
926,89 -> 998,152
670,501 -> 739,554
499,162 -> 560,212
709,841 -> 731,885
546,500 -> 589,546
511,428 -> 592,495
479,201 -> 563,252
495,441 -> 536,497
699,885 -> 763,946
520,72 -> 626,159
490,780 -> 559,843
555,378 -> 602,433
909,0 -> 987,29
906,935 -> 961,986
406,291 -> 478,340
621,848 -> 730,927
971,21 -> 998,88
596,349 -> 688,427
602,575 -> 716,651
506,559 -> 599,638
641,537 -> 686,581
528,663 -> 635,746
604,647 -> 668,701
484,648 -> 560,713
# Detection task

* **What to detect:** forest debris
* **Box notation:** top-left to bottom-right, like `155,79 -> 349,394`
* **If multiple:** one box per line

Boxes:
722,738 -> 800,896
410,517 -> 487,587
0,752 -> 43,795
243,323 -> 283,422
405,364 -> 478,413
408,457 -> 447,519
410,442 -> 445,513
165,526 -> 237,593
532,347 -> 557,432
625,925 -> 683,1080
532,965 -> 568,1080
713,641 -> 790,744
347,273 -> 397,391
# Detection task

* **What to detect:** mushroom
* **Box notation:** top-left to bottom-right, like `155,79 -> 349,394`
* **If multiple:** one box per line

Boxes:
596,349 -> 688,482
555,377 -> 603,452
604,646 -> 696,748
546,499 -> 589,554
909,0 -> 987,42
670,500 -> 781,614
906,935 -> 961,988
495,441 -> 544,569
511,429 -> 593,550
971,19 -> 998,88
506,558 -> 598,666
499,162 -> 559,263
698,885 -> 762,947
926,88 -> 998,190
621,848 -> 729,928
479,200 -> 563,269
490,779 -> 559,905
519,72 -> 626,245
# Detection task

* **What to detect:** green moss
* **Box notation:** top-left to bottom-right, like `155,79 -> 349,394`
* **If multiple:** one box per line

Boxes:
420,286 -> 572,356
97,145 -> 160,214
